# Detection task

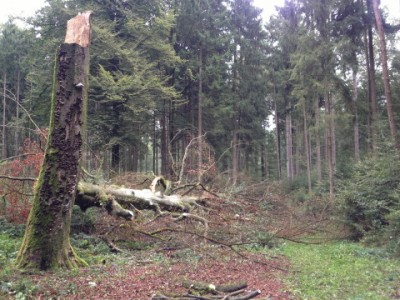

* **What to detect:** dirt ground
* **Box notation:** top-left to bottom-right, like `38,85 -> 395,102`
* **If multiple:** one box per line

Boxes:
9,250 -> 292,299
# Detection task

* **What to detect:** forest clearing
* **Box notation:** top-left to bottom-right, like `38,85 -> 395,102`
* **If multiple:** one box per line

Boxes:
1,0 -> 400,299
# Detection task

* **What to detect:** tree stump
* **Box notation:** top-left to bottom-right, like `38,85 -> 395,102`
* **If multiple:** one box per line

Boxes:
16,12 -> 92,270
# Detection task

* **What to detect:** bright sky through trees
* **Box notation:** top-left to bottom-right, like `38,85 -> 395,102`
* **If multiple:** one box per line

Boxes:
1,0 -> 398,25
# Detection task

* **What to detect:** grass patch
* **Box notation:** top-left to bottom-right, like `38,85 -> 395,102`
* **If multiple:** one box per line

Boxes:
282,241 -> 400,299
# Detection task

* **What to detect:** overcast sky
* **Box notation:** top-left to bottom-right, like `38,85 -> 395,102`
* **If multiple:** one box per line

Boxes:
0,0 -> 398,26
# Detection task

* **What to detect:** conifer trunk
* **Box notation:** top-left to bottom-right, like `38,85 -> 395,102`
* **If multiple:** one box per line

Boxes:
366,0 -> 378,151
15,67 -> 21,155
303,104 -> 312,194
2,70 -> 7,159
325,90 -> 334,198
274,100 -> 281,180
285,105 -> 293,180
315,97 -> 322,183
161,99 -> 170,176
197,48 -> 203,182
372,0 -> 399,148
353,69 -> 360,161
17,12 -> 91,270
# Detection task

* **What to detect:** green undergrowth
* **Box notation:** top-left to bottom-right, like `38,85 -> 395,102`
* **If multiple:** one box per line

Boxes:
0,222 -> 127,299
2,217 -> 400,299
281,241 -> 400,300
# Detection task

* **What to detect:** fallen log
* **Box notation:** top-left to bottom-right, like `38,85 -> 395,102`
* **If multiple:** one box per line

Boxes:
75,179 -> 206,220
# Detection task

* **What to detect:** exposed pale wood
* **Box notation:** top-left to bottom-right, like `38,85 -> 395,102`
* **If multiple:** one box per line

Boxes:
65,11 -> 92,47
76,181 -> 204,218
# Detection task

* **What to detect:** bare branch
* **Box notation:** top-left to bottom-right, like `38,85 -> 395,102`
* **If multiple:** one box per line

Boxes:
2,87 -> 46,140
0,175 -> 36,182
0,153 -> 41,163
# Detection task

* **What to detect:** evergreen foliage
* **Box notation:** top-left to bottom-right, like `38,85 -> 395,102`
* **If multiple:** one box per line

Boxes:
339,146 -> 400,254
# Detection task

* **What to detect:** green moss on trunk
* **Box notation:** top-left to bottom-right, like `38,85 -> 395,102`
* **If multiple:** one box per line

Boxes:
16,42 -> 89,271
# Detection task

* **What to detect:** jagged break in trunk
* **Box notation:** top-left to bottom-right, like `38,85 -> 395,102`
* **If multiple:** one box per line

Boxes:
16,12 -> 91,270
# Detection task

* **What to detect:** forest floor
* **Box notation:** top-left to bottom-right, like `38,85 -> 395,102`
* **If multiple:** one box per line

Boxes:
1,177 -> 399,299
2,248 -> 291,299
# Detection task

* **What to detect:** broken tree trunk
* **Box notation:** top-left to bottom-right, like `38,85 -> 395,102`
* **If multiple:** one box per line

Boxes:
16,12 -> 91,270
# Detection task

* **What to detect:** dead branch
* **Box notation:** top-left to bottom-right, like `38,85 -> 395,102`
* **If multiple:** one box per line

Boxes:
173,212 -> 209,238
151,281 -> 260,300
0,153 -> 42,163
2,87 -> 45,139
0,175 -> 36,182
228,290 -> 261,300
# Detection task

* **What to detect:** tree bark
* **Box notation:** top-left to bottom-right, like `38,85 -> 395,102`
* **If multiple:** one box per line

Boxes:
325,90 -> 334,198
353,69 -> 360,161
231,43 -> 239,185
285,105 -> 293,180
303,103 -> 312,194
14,66 -> 21,155
331,95 -> 336,171
2,70 -> 7,159
111,142 -> 120,172
274,100 -> 281,180
161,100 -> 170,176
198,47 -> 203,183
17,12 -> 92,270
372,0 -> 399,148
366,0 -> 378,151
315,97 -> 322,183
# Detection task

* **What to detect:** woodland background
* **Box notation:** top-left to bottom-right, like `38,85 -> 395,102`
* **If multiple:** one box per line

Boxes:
0,0 -> 400,298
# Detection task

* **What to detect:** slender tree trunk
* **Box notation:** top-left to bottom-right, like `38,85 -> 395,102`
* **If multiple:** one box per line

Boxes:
353,69 -> 360,161
372,0 -> 399,148
161,100 -> 170,176
285,108 -> 293,180
153,112 -> 157,174
325,90 -> 334,198
315,97 -> 322,183
265,144 -> 269,180
169,101 -> 176,178
133,146 -> 139,172
366,0 -> 378,151
331,95 -> 336,171
232,45 -> 239,185
261,144 -> 269,180
198,48 -> 203,182
303,103 -> 312,193
2,70 -> 7,159
111,143 -> 120,173
232,119 -> 239,184
294,120 -> 300,176
17,12 -> 91,270
15,67 -> 21,155
274,101 -> 281,180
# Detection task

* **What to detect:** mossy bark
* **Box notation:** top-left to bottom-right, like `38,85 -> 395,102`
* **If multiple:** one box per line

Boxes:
16,14 -> 91,270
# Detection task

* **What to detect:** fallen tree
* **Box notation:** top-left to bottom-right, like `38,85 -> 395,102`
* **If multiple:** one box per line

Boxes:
75,176 -> 207,220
